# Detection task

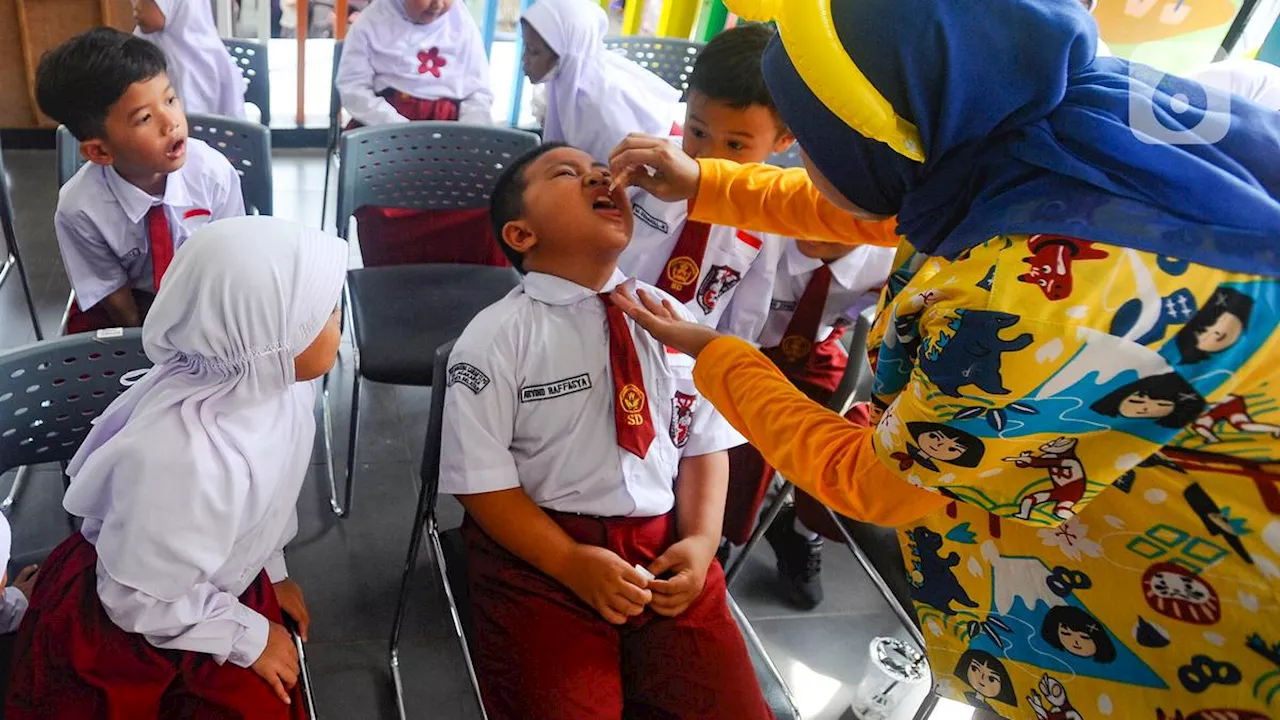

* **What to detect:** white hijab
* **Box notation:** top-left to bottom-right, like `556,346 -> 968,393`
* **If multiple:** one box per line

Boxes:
64,217 -> 346,598
523,0 -> 681,163
137,0 -> 248,119
1192,58 -> 1280,112
350,0 -> 492,102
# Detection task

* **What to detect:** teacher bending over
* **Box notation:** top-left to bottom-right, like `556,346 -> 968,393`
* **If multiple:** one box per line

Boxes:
610,0 -> 1280,717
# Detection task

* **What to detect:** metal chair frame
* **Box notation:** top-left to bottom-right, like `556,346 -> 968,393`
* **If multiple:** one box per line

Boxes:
321,40 -> 344,230
602,36 -> 705,94
0,141 -> 43,343
325,122 -> 537,518
389,342 -> 800,720
222,38 -> 271,125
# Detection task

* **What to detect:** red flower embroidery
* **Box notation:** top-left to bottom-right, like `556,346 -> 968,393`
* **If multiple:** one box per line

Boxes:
417,47 -> 447,78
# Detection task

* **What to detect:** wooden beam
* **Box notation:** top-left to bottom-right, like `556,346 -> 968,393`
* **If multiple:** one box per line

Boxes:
99,0 -> 112,26
297,0 -> 308,126
336,0 -> 348,38
13,0 -> 39,124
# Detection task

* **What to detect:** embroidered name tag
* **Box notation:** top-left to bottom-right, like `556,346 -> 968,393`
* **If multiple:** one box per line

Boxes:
448,363 -> 490,394
632,204 -> 669,234
520,373 -> 592,403
771,299 -> 797,312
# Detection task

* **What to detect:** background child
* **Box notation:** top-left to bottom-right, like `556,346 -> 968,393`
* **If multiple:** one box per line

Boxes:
338,0 -> 504,267
439,143 -> 771,720
6,217 -> 347,719
36,28 -> 244,333
520,0 -> 681,163
133,0 -> 248,119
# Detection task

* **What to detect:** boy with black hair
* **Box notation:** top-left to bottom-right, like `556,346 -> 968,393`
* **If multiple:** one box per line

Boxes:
38,27 -> 243,333
440,143 -> 772,720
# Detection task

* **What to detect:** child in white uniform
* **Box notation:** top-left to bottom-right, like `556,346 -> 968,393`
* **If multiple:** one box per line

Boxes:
7,217 -> 346,719
37,29 -> 244,332
439,144 -> 772,720
520,0 -> 681,163
133,0 -> 248,119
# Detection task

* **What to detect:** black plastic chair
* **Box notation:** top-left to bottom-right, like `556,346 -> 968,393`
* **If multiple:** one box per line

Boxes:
0,140 -> 43,342
321,40 -> 344,229
222,38 -> 271,125
322,122 -> 535,518
388,342 -> 801,720
603,36 -> 704,94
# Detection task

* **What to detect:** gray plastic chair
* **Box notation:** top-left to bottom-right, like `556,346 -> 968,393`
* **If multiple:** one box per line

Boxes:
321,40 -> 344,229
0,140 -> 43,342
326,122 -> 535,518
222,38 -> 271,125
603,36 -> 704,94
55,126 -> 81,189
388,342 -> 801,720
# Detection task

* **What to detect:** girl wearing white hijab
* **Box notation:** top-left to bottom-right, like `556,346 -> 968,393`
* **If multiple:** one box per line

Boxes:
6,217 -> 346,720
133,0 -> 248,119
337,0 -> 494,126
521,0 -> 682,163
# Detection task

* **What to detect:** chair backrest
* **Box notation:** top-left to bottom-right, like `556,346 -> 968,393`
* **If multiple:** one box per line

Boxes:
767,144 -> 804,169
602,37 -> 704,94
827,307 -> 875,415
56,126 -> 83,188
57,119 -> 272,215
222,38 -> 271,125
418,339 -> 455,520
187,113 -> 274,215
336,122 -> 539,240
0,330 -> 152,475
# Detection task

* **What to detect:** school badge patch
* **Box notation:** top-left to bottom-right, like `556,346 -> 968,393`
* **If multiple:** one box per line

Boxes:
664,256 -> 701,292
670,392 -> 696,448
619,383 -> 648,426
696,265 -> 742,315
447,363 -> 490,394
779,334 -> 813,362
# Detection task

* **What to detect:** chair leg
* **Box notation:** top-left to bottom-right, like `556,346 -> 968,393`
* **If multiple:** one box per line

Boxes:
0,465 -> 31,514
725,476 -> 794,589
291,629 -> 320,720
334,373 -> 361,518
430,525 -> 489,720
58,291 -> 74,336
389,460 -> 436,719
321,151 -> 333,230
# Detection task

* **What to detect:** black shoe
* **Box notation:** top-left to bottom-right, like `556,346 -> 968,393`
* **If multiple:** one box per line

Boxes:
764,506 -> 825,610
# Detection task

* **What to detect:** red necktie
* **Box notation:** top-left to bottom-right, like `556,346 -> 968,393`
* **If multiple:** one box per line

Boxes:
771,264 -> 833,372
601,295 -> 656,459
655,219 -> 712,304
147,205 -> 175,291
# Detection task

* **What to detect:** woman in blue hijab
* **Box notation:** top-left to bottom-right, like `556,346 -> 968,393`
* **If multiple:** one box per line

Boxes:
610,0 -> 1280,716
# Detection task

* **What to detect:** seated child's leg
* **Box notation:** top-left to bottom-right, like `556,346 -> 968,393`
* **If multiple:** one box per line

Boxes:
463,519 -> 626,720
620,560 -> 773,720
723,443 -> 774,546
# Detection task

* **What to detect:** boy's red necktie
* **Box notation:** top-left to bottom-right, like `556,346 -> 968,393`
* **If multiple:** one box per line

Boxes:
773,264 -> 833,372
655,220 -> 711,304
147,205 -> 175,291
601,295 -> 656,459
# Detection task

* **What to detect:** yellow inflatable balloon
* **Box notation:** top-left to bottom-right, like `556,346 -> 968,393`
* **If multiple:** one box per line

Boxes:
726,0 -> 925,163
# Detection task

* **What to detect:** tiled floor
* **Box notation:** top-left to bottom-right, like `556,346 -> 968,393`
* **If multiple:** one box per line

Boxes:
0,149 -> 957,719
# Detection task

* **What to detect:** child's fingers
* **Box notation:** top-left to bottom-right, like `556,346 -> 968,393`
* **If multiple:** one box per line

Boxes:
268,674 -> 292,705
16,565 -> 37,582
608,149 -> 662,180
616,579 -> 652,606
597,603 -> 628,625
610,595 -> 646,618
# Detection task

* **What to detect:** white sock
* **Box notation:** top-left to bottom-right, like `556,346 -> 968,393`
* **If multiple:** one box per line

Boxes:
794,516 -> 820,541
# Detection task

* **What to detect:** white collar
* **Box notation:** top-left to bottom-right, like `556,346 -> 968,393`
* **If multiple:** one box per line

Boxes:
523,268 -> 628,306
784,242 -> 866,289
104,162 -> 194,223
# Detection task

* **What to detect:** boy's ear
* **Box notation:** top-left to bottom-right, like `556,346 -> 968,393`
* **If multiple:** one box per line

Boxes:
773,130 -> 797,155
502,219 -> 538,256
81,139 -> 114,167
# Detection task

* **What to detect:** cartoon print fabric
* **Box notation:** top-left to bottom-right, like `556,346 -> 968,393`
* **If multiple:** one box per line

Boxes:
866,233 -> 1280,719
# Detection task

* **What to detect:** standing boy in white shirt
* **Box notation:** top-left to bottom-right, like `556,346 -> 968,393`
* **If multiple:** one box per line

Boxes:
439,143 -> 772,720
36,28 -> 244,333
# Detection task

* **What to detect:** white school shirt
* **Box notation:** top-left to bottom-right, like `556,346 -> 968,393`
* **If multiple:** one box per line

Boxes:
337,0 -> 494,126
747,242 -> 895,349
617,192 -> 784,338
53,138 -> 244,312
1192,58 -> 1280,112
439,270 -> 744,518
0,586 -> 26,634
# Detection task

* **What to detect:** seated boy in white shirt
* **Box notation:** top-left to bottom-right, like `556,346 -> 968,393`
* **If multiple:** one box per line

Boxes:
439,143 -> 773,720
35,28 -> 244,332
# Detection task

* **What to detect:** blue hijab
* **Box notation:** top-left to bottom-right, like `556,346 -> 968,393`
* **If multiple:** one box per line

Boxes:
761,0 -> 1280,276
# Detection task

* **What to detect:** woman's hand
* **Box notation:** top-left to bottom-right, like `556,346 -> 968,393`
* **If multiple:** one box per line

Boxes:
610,286 -> 721,359
273,578 -> 311,642
608,134 -> 701,202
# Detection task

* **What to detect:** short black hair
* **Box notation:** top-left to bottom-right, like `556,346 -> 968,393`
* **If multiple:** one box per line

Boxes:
36,27 -> 169,141
1041,606 -> 1117,663
1174,286 -> 1253,365
489,142 -> 570,273
1090,372 -> 1205,429
687,24 -> 783,128
953,649 -> 1017,706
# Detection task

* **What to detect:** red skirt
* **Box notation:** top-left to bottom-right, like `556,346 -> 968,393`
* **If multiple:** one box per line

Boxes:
64,289 -> 154,335
345,92 -> 510,269
5,533 -> 306,720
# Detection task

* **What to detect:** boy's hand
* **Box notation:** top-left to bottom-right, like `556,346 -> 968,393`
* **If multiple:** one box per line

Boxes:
560,545 -> 653,625
273,578 -> 311,642
251,622 -> 299,705
611,286 -> 720,358
609,134 -> 701,201
11,565 -> 38,601
646,536 -> 719,617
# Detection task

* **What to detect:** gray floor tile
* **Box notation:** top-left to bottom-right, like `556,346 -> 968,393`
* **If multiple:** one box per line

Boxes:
304,639 -> 481,720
